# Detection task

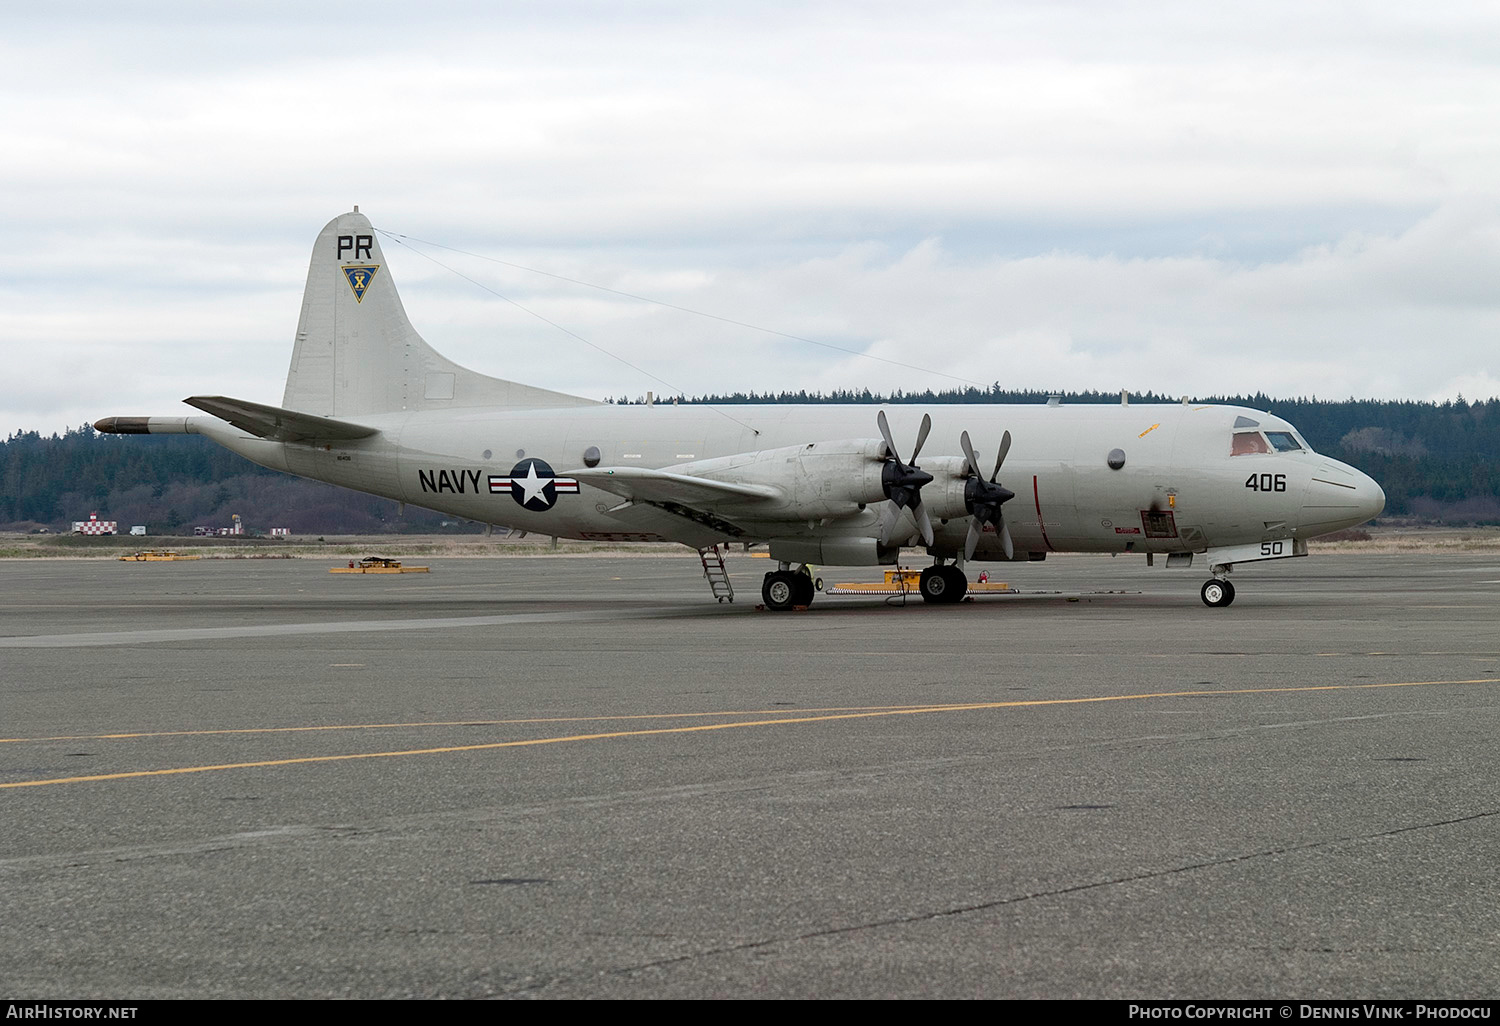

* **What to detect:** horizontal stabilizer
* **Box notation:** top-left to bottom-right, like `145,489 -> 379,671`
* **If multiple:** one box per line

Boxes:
567,467 -> 780,507
183,396 -> 380,442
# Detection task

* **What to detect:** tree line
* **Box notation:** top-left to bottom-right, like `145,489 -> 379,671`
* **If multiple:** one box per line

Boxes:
0,427 -> 453,534
4,392 -> 1498,532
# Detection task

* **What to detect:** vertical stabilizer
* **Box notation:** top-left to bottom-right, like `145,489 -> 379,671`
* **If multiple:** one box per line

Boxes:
282,210 -> 599,416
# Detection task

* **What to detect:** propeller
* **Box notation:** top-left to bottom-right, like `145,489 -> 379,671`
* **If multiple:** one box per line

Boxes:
960,429 -> 1017,561
877,410 -> 935,546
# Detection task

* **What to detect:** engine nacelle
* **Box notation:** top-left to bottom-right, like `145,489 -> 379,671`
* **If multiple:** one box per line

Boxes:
669,439 -> 890,520
768,535 -> 899,566
912,457 -> 978,522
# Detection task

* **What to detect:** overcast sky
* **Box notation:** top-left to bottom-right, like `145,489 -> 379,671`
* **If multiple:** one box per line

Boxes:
4,1 -> 1499,437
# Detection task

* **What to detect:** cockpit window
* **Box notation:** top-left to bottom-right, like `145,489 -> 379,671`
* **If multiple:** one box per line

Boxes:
1264,431 -> 1302,452
1231,431 -> 1271,456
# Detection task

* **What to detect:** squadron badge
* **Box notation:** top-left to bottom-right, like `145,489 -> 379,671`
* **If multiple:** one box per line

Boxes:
341,265 -> 380,302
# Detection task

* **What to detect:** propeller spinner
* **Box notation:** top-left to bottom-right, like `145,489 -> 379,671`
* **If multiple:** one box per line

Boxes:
960,429 -> 1017,561
877,410 -> 935,546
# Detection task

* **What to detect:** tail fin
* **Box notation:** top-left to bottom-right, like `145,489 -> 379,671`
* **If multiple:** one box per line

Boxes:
282,209 -> 599,416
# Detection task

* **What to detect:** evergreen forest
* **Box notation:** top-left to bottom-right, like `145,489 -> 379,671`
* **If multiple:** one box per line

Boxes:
3,390 -> 1497,534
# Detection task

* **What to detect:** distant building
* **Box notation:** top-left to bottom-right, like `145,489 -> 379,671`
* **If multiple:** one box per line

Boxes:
269,527 -> 291,537
73,513 -> 116,536
204,514 -> 246,537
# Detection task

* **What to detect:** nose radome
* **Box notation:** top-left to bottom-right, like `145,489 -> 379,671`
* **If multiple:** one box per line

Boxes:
1355,469 -> 1386,522
1300,460 -> 1385,535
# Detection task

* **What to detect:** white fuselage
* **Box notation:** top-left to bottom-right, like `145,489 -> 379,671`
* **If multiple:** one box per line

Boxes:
104,209 -> 1384,576
193,399 -> 1384,563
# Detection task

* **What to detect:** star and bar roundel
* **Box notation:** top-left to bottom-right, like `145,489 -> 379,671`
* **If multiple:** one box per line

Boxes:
489,459 -> 579,512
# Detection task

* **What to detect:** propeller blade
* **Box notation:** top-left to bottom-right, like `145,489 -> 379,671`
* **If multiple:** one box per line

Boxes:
910,413 -> 932,463
876,410 -> 901,464
964,518 -> 982,561
992,430 -> 1012,482
956,426 -> 1018,558
914,502 -> 935,547
960,430 -> 984,480
878,509 -> 924,547
876,411 -> 936,547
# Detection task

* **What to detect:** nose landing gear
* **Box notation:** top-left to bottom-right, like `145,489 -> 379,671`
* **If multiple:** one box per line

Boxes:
1201,578 -> 1236,607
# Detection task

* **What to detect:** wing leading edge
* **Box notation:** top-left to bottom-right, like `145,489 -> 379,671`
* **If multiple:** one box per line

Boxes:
567,467 -> 780,508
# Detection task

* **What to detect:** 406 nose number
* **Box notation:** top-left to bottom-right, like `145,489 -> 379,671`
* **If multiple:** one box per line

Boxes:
1245,473 -> 1287,492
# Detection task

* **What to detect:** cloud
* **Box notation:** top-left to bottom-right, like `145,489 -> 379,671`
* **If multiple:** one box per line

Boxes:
380,198 -> 1500,406
4,2 -> 1500,435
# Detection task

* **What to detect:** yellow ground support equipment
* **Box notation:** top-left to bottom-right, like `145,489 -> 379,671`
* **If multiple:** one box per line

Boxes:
824,568 -> 1011,596
329,556 -> 430,574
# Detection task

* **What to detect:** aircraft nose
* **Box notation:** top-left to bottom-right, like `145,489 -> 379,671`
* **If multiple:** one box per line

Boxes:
1299,459 -> 1385,535
1353,468 -> 1386,522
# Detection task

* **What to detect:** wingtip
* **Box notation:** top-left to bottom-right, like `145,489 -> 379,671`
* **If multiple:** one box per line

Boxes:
93,416 -> 191,435
94,417 -> 149,434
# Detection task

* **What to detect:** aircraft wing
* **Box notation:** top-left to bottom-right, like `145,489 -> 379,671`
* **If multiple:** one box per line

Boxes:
567,467 -> 780,508
183,396 -> 380,442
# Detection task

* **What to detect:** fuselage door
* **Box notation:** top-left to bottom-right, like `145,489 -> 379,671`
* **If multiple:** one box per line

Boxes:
1141,509 -> 1178,538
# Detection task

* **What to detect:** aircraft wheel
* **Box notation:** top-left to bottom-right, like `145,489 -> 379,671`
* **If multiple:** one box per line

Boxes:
920,566 -> 967,604
762,571 -> 799,612
1201,579 -> 1235,608
939,564 -> 969,603
793,572 -> 816,608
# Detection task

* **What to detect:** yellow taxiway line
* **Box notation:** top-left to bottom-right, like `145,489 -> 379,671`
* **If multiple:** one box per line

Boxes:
2,677 -> 1494,790
0,705 -> 969,745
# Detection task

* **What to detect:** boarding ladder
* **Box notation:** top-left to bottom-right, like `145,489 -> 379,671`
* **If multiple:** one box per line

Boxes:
698,545 -> 735,603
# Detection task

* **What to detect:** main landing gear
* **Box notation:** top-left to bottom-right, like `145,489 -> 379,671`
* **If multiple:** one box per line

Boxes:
762,565 -> 818,611
1200,577 -> 1236,608
918,563 -> 968,604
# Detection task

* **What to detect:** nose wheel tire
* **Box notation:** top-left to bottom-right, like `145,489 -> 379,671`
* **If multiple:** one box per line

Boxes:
1201,579 -> 1236,608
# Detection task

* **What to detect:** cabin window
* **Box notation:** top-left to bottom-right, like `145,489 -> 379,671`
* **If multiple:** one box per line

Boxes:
1265,431 -> 1303,452
1230,431 -> 1271,456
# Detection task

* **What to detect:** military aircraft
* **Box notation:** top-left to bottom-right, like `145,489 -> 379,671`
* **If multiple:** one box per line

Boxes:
95,209 -> 1385,610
